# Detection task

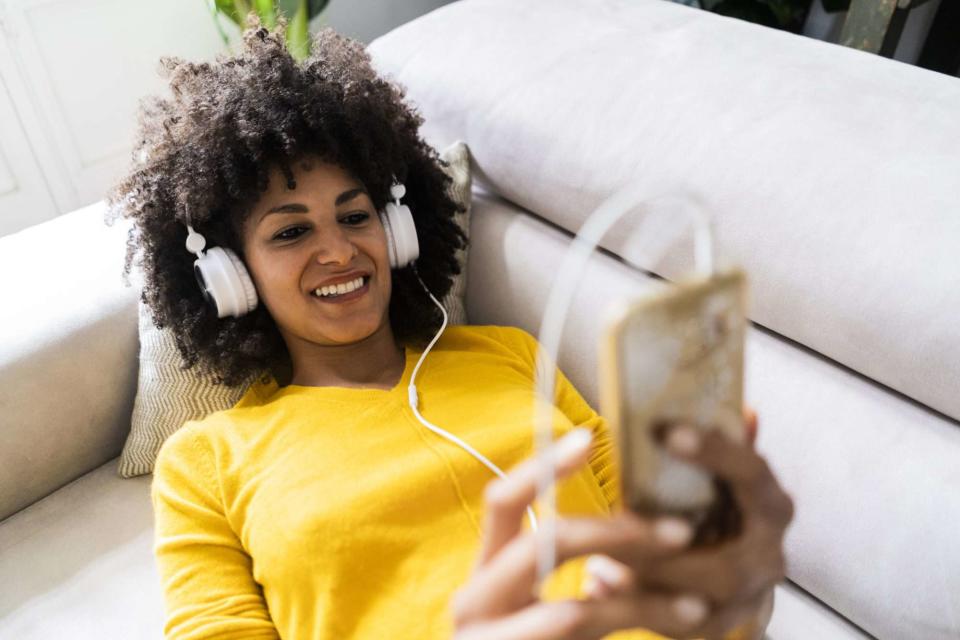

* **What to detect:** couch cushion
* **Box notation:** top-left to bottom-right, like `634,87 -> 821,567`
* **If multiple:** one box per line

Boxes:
0,201 -> 140,522
368,0 -> 960,422
464,189 -> 960,640
0,458 -> 162,639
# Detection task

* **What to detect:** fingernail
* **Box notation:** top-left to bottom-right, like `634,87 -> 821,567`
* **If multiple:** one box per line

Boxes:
581,574 -> 601,598
585,554 -> 621,585
666,426 -> 700,456
654,517 -> 693,546
673,594 -> 708,625
555,428 -> 592,458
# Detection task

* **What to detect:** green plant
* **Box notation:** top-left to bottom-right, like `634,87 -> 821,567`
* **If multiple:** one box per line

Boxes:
207,0 -> 332,60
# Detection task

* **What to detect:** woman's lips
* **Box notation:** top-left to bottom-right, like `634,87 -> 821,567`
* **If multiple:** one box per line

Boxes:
310,276 -> 370,304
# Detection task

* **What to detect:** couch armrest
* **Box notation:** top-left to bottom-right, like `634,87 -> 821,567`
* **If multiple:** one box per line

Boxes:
0,201 -> 140,522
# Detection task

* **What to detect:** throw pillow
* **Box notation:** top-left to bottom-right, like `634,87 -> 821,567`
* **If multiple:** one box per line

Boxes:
117,140 -> 474,477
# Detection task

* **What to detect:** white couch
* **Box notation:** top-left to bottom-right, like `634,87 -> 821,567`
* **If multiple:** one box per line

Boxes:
1,0 -> 958,638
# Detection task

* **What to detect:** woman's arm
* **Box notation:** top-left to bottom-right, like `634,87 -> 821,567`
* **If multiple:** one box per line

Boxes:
152,425 -> 280,639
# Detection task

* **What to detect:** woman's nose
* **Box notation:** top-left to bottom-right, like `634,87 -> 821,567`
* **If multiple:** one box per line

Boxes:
312,225 -> 358,265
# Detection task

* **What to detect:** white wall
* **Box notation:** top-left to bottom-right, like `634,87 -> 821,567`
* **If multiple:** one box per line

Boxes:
0,0 -> 226,237
0,0 -> 457,237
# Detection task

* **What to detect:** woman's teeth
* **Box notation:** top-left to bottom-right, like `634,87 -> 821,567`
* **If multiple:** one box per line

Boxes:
312,276 -> 365,298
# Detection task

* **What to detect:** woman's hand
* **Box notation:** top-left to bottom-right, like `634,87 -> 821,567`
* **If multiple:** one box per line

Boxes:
453,409 -> 794,640
452,429 -> 731,640
586,410 -> 794,640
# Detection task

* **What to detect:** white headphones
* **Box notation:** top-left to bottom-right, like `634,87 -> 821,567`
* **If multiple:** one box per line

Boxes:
184,177 -> 419,319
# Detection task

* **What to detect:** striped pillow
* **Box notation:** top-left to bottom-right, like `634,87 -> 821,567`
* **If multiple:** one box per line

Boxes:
117,141 -> 474,477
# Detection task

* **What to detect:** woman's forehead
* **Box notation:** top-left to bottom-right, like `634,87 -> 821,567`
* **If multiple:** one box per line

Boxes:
266,154 -> 359,189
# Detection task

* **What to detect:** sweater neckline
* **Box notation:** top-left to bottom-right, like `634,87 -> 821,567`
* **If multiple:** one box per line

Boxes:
260,346 -> 418,403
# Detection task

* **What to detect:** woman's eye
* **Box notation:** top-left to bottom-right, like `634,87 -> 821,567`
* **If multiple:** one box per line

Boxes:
273,226 -> 306,241
272,213 -> 368,241
343,212 -> 370,225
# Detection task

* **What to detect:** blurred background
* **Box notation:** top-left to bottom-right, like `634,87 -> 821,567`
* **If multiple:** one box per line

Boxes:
0,0 -> 955,238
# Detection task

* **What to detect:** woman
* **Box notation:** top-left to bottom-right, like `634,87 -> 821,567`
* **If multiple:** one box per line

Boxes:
107,19 -> 794,640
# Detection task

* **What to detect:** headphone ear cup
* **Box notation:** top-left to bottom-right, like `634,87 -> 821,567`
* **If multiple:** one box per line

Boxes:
379,209 -> 400,269
193,247 -> 258,318
382,201 -> 420,268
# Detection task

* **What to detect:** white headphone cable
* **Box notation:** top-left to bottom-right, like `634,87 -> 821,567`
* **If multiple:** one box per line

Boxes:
406,266 -> 540,533
531,189 -> 714,590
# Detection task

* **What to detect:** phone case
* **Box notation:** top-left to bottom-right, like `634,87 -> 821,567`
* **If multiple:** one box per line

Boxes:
599,269 -> 748,527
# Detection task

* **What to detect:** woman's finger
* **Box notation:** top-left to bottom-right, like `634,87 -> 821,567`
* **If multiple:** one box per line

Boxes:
686,586 -> 772,640
664,425 -> 795,525
477,427 -> 594,567
639,532 -> 783,605
584,554 -> 637,596
461,511 -> 692,619
742,407 -> 758,447
456,591 -> 711,640
455,600 -> 598,640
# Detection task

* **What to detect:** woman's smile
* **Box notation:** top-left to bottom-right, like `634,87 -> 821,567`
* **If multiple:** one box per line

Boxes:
309,275 -> 371,305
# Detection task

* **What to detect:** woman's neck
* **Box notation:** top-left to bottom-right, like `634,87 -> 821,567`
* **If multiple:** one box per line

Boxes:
285,323 -> 406,390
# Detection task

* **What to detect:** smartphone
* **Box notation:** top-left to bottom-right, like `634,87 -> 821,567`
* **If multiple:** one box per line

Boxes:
599,269 -> 748,543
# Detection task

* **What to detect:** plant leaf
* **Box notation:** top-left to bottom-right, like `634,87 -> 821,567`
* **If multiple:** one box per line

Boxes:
286,0 -> 310,60
276,0 -> 300,21
254,0 -> 277,28
214,0 -> 243,26
234,0 -> 255,28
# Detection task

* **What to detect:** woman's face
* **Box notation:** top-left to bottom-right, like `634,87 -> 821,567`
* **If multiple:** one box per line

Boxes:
240,156 -> 393,348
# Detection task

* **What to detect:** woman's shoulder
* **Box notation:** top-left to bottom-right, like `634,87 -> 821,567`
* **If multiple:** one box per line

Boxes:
155,410 -> 231,465
442,323 -> 538,354
154,392 -> 267,471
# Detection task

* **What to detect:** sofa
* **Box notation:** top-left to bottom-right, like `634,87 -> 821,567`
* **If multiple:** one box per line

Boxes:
2,0 -> 958,638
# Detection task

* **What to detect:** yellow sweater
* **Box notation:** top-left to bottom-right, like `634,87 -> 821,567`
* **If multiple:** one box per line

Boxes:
152,324 -> 758,639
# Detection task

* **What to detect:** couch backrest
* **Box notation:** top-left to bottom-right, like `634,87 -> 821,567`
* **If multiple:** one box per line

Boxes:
370,0 -> 960,424
369,1 -> 960,638
0,202 -> 139,522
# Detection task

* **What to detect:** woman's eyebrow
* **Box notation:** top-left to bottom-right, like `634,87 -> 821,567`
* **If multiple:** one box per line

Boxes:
258,187 -> 367,224
334,187 -> 367,206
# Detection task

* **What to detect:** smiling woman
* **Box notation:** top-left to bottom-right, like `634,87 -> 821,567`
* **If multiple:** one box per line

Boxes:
103,14 -> 789,640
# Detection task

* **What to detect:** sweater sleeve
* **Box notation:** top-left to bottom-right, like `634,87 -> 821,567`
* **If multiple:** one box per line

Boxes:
151,424 -> 280,639
500,325 -> 622,511
553,364 -> 622,512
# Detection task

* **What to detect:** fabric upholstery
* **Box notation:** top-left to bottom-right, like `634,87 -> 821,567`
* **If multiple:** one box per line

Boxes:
368,0 -> 960,423
0,201 -> 139,522
0,192 -> 885,640
0,457 -> 862,640
116,140 -> 474,478
3,0 -> 957,637
463,190 -> 960,640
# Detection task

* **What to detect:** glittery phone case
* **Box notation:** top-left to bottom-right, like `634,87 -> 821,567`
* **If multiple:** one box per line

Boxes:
599,269 -> 748,531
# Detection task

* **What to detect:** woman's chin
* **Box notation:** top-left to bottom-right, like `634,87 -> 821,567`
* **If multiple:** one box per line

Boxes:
311,319 -> 385,346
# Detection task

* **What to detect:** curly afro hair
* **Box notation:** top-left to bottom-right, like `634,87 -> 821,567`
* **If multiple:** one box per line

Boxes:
105,17 -> 467,389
